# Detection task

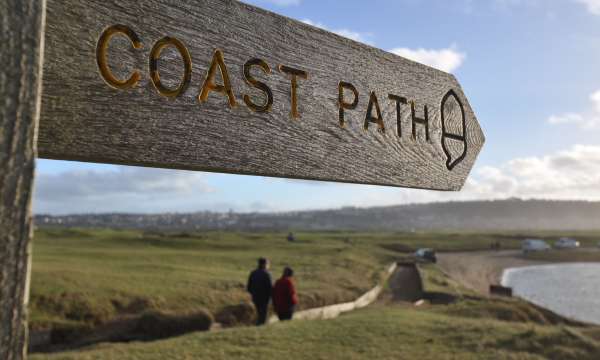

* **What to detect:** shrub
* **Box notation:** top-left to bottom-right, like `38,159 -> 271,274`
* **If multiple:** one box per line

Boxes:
32,292 -> 114,325
49,323 -> 94,345
380,243 -> 416,253
443,299 -> 552,324
112,296 -> 165,314
215,303 -> 256,327
135,310 -> 213,340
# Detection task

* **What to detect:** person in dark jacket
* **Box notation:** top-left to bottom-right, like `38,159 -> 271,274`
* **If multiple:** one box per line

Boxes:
246,257 -> 273,325
272,267 -> 298,321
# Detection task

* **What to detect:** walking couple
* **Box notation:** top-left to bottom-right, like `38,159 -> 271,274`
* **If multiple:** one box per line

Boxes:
246,257 -> 298,325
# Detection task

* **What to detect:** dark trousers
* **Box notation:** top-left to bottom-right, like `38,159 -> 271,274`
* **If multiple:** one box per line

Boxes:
254,301 -> 269,326
277,306 -> 295,321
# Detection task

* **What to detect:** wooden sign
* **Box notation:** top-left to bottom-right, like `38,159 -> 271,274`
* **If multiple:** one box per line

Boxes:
37,0 -> 484,190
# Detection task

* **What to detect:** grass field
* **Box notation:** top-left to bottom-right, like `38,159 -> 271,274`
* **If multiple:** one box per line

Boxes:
30,228 -> 600,329
31,229 -> 396,330
31,304 -> 600,360
29,228 -> 600,358
32,253 -> 600,360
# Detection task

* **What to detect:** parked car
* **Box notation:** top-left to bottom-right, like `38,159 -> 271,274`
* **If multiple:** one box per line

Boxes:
415,248 -> 437,263
554,237 -> 580,249
522,239 -> 551,254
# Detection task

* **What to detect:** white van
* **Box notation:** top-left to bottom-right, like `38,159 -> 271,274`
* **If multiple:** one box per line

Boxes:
554,237 -> 580,249
522,239 -> 551,254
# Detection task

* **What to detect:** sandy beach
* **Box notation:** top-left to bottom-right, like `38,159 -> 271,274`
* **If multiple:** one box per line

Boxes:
436,250 -> 550,295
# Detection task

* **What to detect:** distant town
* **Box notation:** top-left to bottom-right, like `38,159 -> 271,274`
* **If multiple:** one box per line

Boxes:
35,199 -> 600,231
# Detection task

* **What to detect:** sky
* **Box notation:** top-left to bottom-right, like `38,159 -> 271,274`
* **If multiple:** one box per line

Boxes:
36,0 -> 600,214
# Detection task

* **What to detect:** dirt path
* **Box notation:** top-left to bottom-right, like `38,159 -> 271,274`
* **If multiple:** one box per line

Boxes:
386,264 -> 423,302
436,251 -> 549,295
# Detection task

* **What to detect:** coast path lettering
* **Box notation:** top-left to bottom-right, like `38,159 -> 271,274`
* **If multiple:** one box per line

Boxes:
38,0 -> 485,189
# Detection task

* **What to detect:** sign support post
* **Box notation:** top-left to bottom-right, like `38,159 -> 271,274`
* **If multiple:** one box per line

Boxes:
0,1 -> 46,359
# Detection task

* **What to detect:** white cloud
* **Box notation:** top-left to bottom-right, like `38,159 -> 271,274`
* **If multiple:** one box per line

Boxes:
36,167 -> 213,200
575,0 -> 600,14
300,20 -> 467,74
548,113 -> 590,127
592,90 -> 600,112
302,19 -> 373,44
479,145 -> 600,198
33,144 -> 600,214
389,46 -> 466,73
458,145 -> 600,200
344,144 -> 600,207
34,167 -> 214,214
547,90 -> 600,129
492,0 -> 600,15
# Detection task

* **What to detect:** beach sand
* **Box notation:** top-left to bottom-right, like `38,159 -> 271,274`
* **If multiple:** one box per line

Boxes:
436,250 -> 550,295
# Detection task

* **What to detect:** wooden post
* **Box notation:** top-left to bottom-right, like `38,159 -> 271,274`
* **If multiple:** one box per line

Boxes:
0,0 -> 46,359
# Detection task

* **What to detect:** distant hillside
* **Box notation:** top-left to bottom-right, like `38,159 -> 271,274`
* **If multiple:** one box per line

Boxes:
34,199 -> 600,231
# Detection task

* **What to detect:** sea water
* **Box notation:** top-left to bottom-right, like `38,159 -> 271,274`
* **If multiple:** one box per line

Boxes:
502,263 -> 600,325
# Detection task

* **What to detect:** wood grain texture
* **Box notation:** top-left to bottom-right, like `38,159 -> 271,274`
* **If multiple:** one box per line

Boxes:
38,0 -> 484,190
0,0 -> 46,359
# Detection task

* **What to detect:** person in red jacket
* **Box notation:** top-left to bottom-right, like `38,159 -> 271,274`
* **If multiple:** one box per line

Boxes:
272,267 -> 298,321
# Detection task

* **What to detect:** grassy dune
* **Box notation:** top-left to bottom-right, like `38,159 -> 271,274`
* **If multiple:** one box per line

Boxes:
31,305 -> 600,360
29,228 -> 600,358
31,229 -> 393,330
32,262 -> 600,360
30,228 -> 600,330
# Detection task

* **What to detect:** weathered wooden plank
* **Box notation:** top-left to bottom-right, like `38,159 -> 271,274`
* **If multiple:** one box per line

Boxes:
0,0 -> 47,359
38,0 -> 484,190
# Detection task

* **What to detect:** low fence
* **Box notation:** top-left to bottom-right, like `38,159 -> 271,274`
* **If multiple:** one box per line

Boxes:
268,262 -> 398,323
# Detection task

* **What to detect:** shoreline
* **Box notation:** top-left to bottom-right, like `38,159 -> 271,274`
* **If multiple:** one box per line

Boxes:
438,250 -> 600,326
500,262 -> 586,286
437,250 -> 551,295
500,263 -> 600,326
438,249 -> 600,295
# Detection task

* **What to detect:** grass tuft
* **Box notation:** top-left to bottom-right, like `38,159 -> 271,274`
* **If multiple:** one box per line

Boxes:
134,310 -> 213,341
